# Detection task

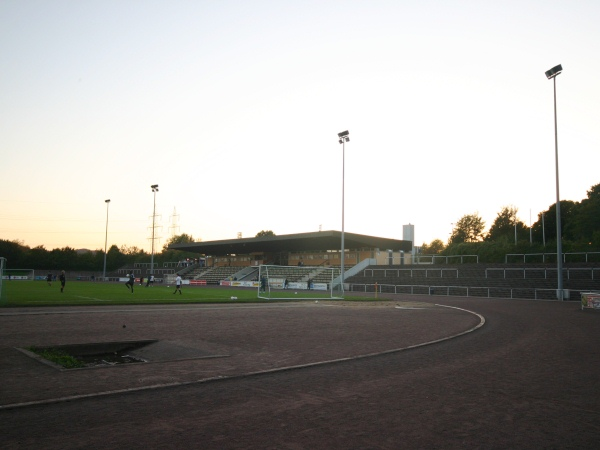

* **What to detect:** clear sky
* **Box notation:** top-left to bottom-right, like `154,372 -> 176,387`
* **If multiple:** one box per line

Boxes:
1,0 -> 599,252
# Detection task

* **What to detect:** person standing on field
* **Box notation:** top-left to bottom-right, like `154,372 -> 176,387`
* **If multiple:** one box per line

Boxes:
173,275 -> 182,295
125,272 -> 135,293
59,270 -> 66,293
260,276 -> 266,292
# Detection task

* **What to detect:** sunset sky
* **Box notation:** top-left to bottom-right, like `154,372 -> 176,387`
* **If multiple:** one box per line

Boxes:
1,0 -> 599,253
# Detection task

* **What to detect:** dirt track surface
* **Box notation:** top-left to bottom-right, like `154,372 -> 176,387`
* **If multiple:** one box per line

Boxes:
1,296 -> 599,449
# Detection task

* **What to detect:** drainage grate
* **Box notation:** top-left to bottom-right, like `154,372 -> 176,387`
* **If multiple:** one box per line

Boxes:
21,339 -> 229,370
24,340 -> 158,369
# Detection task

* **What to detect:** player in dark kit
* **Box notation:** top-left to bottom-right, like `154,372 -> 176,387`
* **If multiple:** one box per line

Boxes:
59,270 -> 66,293
125,273 -> 135,293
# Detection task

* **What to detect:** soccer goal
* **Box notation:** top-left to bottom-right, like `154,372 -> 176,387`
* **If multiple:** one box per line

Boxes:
0,257 -> 6,303
3,268 -> 35,280
257,264 -> 344,300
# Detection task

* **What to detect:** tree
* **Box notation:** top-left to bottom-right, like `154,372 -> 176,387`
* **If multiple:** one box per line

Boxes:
26,245 -> 51,269
486,206 -> 528,243
449,213 -> 485,244
106,245 -> 125,270
163,233 -> 196,251
77,249 -> 103,271
0,239 -> 27,267
120,245 -> 146,256
532,200 -> 577,244
421,239 -> 445,254
49,246 -> 78,270
161,234 -> 199,262
256,230 -> 275,238
117,245 -> 148,266
571,183 -> 600,244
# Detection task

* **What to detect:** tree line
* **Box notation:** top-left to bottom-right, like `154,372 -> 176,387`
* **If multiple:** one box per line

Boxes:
0,234 -> 199,272
3,184 -> 600,271
420,183 -> 600,262
0,231 -> 278,273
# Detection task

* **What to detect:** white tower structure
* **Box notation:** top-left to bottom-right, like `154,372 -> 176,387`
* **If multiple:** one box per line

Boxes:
403,224 -> 415,255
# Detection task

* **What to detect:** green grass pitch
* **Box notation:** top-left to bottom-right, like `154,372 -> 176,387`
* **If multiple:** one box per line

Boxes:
0,280 -> 379,307
0,280 -> 266,307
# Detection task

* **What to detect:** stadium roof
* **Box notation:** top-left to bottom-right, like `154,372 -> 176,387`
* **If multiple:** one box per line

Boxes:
170,230 -> 412,256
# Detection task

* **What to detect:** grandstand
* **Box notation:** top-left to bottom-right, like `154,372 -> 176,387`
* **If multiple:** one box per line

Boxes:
164,231 -> 600,299
167,260 -> 600,300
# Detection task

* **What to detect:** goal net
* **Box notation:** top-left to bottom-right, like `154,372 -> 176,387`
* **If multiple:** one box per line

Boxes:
257,264 -> 344,300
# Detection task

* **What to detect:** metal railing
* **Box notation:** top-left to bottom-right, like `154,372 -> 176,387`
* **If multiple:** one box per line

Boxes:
348,283 -> 581,300
413,254 -> 479,264
505,251 -> 600,264
485,267 -> 599,280
363,268 -> 459,278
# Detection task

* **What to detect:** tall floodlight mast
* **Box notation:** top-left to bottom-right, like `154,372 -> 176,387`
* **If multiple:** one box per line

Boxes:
102,199 -> 110,279
150,185 -> 159,276
338,130 -> 350,295
545,64 -> 564,300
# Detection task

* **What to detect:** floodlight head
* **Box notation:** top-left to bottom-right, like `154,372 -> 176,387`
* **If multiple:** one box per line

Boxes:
338,130 -> 349,138
339,139 -> 343,144
545,64 -> 562,79
151,184 -> 159,192
105,199 -> 110,203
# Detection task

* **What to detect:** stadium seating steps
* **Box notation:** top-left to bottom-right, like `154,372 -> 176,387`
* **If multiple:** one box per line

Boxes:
185,265 -> 342,285
345,262 -> 600,294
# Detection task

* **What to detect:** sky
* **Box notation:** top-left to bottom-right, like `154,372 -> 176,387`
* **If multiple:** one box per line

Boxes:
1,0 -> 599,253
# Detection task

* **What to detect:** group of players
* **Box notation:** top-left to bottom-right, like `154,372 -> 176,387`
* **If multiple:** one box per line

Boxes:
124,273 -> 153,293
125,273 -> 182,294
45,271 -> 66,293
45,272 -> 182,295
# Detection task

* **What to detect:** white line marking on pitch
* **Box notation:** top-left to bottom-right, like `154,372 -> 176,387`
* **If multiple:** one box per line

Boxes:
75,296 -> 111,302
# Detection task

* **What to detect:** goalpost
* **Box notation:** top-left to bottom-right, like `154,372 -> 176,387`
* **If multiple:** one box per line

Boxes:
0,258 -> 6,303
257,264 -> 344,300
